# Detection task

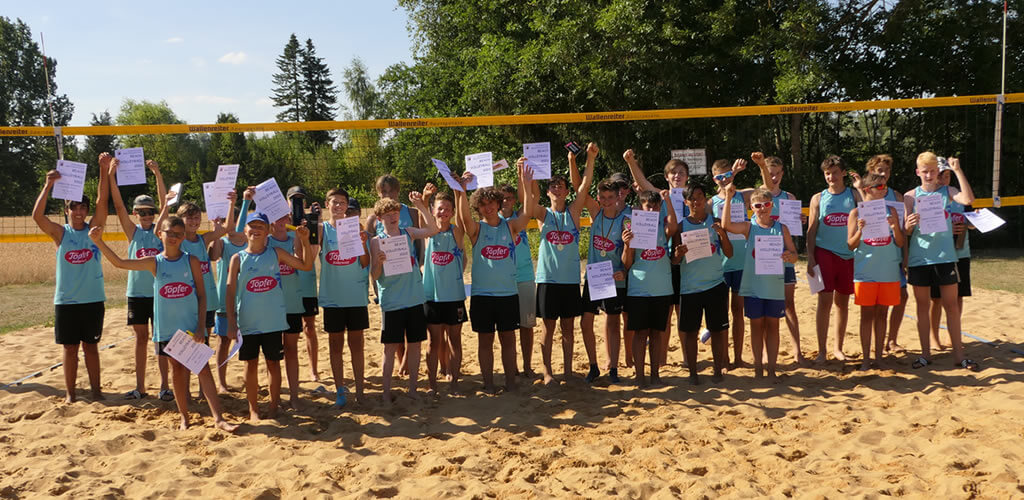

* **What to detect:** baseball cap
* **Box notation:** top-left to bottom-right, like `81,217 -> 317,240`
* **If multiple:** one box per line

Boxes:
133,194 -> 157,210
245,212 -> 270,226
347,198 -> 361,212
286,186 -> 307,200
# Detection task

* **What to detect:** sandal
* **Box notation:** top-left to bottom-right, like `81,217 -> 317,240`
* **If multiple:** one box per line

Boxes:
911,357 -> 931,369
124,389 -> 146,400
335,386 -> 349,408
960,359 -> 980,371
159,389 -> 174,401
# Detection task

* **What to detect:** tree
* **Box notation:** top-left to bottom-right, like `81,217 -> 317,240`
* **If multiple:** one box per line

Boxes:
271,34 -> 303,123
0,16 -> 74,215
300,38 -> 339,146
343,57 -> 380,120
116,99 -> 204,204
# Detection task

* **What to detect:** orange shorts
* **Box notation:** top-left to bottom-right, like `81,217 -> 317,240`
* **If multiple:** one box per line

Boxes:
854,282 -> 901,307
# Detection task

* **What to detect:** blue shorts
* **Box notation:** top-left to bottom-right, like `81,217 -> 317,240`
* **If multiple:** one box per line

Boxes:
723,270 -> 743,292
899,266 -> 907,288
743,297 -> 785,319
784,266 -> 796,285
214,312 -> 229,337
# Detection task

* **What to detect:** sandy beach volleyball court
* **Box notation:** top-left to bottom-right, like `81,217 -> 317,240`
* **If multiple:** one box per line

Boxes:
1,282 -> 1022,498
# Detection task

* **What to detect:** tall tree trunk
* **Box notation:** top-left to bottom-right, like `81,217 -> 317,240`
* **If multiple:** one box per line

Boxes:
790,113 -> 803,171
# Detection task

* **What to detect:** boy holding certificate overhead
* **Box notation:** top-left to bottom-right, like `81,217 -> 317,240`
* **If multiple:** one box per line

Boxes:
721,185 -> 799,380
370,192 -> 437,405
903,153 -> 978,371
709,159 -> 752,368
672,184 -> 732,384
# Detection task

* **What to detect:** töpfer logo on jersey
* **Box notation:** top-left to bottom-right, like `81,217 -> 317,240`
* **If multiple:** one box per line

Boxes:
640,247 -> 666,261
64,248 -> 94,264
136,247 -> 160,258
431,251 -> 455,265
246,276 -> 278,293
200,261 -> 211,274
279,263 -> 296,275
824,213 -> 849,226
159,282 -> 193,299
951,213 -> 965,224
325,250 -> 356,266
545,231 -> 574,245
592,235 -> 616,252
864,236 -> 892,247
481,245 -> 510,260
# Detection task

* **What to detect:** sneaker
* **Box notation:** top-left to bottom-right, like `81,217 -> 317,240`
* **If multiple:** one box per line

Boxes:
335,386 -> 349,407
585,364 -> 600,383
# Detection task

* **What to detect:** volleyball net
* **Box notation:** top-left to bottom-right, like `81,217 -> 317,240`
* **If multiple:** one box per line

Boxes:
2,93 -> 1023,247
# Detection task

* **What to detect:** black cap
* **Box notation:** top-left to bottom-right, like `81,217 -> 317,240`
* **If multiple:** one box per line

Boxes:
286,186 -> 306,200
347,198 -> 361,212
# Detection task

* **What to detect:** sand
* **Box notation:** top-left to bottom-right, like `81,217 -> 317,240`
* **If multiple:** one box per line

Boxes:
1,283 -> 1023,498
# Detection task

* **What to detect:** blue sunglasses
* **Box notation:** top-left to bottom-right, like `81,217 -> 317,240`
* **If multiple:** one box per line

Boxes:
713,171 -> 734,182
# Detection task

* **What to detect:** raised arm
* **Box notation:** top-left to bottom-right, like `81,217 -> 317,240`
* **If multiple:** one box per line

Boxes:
369,238 -> 386,281
88,226 -> 156,273
847,207 -> 863,251
509,161 -> 535,234
621,227 -> 635,270
623,149 -> 658,193
455,172 -> 479,242
150,160 -> 167,215
948,158 -> 975,205
406,192 -> 438,239
108,158 -> 136,240
750,151 -> 777,192
235,187 -> 254,234
89,152 -> 112,228
570,143 -> 597,224
202,191 -> 236,245
660,189 -> 678,238
33,169 -> 65,245
720,183 -> 750,238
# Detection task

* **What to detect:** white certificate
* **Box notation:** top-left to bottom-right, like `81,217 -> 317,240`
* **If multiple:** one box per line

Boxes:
380,236 -> 413,276
777,199 -> 803,236
203,182 -> 230,221
523,142 -> 552,180
715,199 -> 746,241
886,201 -> 906,228
253,177 -> 291,223
963,208 -> 1006,233
166,182 -> 183,206
165,330 -> 215,375
681,228 -> 712,263
52,160 -> 87,202
115,147 -> 147,186
858,199 -> 890,241
669,188 -> 686,221
586,260 -> 617,301
431,158 -> 464,192
807,264 -> 825,294
915,194 -> 948,234
215,164 -> 239,191
754,235 -> 784,275
464,152 -> 494,190
219,334 -> 242,367
628,209 -> 659,250
336,217 -> 365,259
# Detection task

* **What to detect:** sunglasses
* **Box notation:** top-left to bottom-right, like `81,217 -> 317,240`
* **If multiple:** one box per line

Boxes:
751,201 -> 773,210
136,209 -> 156,216
713,171 -> 734,182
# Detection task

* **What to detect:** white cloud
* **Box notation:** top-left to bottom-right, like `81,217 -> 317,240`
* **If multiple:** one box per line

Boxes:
165,37 -> 185,44
218,51 -> 248,65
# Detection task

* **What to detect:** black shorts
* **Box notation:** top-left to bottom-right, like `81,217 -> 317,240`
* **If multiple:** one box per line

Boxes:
625,295 -> 673,332
54,302 -> 104,345
930,258 -> 971,298
671,264 -> 681,298
323,306 -> 370,333
678,282 -> 730,333
470,295 -> 520,334
239,332 -> 284,361
302,297 -> 319,317
381,305 -> 428,344
908,262 -> 959,288
582,282 -> 626,315
155,334 -> 210,358
126,297 -> 154,326
536,283 -> 582,319
285,313 -> 303,334
204,310 -> 215,329
424,300 -> 467,325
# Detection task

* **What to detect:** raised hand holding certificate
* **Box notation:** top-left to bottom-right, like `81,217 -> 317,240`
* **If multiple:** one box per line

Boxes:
522,142 -> 552,180
253,178 -> 291,223
114,147 -> 146,186
336,217 -> 365,259
52,160 -> 87,202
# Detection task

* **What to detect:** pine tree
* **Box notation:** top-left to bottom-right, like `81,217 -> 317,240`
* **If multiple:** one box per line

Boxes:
300,38 -> 338,146
271,34 -> 303,123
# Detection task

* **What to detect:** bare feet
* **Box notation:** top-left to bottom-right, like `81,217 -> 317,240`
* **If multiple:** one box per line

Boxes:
729,360 -> 750,370
310,371 -> 321,383
541,373 -> 556,386
635,375 -> 647,388
64,391 -> 75,404
266,404 -> 279,419
885,342 -> 907,354
249,410 -> 261,423
216,385 -> 232,395
216,420 -> 239,433
833,350 -> 848,362
91,390 -> 105,401
179,417 -> 190,430
288,398 -> 302,412
711,373 -> 723,383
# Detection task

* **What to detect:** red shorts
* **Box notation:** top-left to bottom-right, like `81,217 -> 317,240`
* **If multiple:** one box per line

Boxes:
814,246 -> 854,295
854,282 -> 901,307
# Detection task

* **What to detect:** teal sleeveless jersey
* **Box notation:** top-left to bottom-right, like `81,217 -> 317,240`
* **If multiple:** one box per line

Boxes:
854,214 -> 901,283
501,212 -> 535,283
297,267 -> 317,298
126,225 -> 163,298
375,203 -> 414,237
587,208 -> 627,288
769,190 -> 796,269
535,208 -> 581,284
711,192 -> 747,272
215,236 -> 247,314
318,220 -> 370,308
815,187 -> 855,259
908,186 -> 956,267
739,221 -> 786,300
949,201 -> 970,259
181,235 -> 220,312
153,254 -> 199,342
54,223 -> 105,305
375,230 -> 426,312
236,247 -> 289,335
423,226 -> 466,302
627,211 -> 672,297
679,215 -> 725,294
268,232 -> 304,314
471,218 -> 518,297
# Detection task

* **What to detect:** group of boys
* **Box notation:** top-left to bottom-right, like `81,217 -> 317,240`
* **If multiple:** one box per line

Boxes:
35,145 -> 980,432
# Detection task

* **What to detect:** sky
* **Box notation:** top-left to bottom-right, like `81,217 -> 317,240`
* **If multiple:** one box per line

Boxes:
5,1 -> 414,126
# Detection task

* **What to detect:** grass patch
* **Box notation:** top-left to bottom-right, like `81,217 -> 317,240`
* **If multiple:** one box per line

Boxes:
966,250 -> 1024,295
0,280 -> 127,334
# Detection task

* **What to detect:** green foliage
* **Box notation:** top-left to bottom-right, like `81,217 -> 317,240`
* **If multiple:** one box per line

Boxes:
271,34 -> 303,123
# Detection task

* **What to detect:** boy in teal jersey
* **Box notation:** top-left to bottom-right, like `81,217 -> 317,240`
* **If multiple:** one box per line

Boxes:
806,155 -> 862,363
749,152 -> 809,366
903,153 -> 978,370
268,213 -> 311,411
846,173 -> 905,370
525,146 -> 594,385
33,153 -> 111,403
210,189 -> 251,393
89,216 -> 239,432
226,212 -> 314,422
609,173 -> 636,368
168,199 -> 232,342
673,184 -> 733,384
286,186 -> 322,383
109,157 -> 170,400
721,185 -> 799,380
499,183 -> 536,378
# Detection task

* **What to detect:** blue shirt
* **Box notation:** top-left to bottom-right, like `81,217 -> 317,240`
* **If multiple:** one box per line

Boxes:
375,230 -> 426,312
854,212 -> 901,283
422,226 -> 466,302
268,232 -> 304,314
739,220 -> 786,300
215,236 -> 247,314
501,212 -> 535,283
318,220 -> 370,309
54,224 -> 105,305
236,247 -> 289,335
535,208 -> 581,284
587,208 -> 627,288
627,211 -> 672,298
679,215 -> 725,294
471,219 -> 518,297
153,254 -> 198,342
908,186 -> 956,267
181,235 -> 220,312
711,192 -> 747,273
126,225 -> 163,298
815,187 -> 856,259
